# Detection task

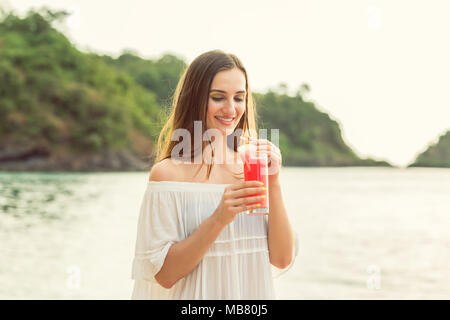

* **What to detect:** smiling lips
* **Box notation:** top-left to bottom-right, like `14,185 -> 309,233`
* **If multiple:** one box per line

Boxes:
215,116 -> 235,125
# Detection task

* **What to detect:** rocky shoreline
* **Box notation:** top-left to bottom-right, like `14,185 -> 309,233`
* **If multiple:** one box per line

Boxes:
0,143 -> 396,172
0,145 -> 152,172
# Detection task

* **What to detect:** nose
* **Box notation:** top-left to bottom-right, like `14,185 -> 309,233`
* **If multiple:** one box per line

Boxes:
223,98 -> 237,115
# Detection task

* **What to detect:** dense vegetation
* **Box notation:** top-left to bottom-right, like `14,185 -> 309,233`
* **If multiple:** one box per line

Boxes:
0,8 -> 392,171
409,130 -> 450,168
254,91 -> 386,166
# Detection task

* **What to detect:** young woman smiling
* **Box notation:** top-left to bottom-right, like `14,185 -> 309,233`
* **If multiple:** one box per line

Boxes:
131,50 -> 298,299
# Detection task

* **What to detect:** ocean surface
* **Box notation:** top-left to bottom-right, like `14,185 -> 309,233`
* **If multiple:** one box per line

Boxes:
0,167 -> 449,299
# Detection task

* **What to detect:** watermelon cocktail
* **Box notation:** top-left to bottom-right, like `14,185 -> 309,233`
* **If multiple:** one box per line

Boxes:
237,137 -> 269,215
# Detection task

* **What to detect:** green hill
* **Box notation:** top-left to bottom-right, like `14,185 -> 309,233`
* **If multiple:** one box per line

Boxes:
254,91 -> 391,167
0,9 -> 167,170
0,8 -> 393,171
408,130 -> 450,168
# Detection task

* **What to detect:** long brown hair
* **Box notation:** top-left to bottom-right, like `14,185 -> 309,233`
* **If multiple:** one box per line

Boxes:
153,49 -> 259,180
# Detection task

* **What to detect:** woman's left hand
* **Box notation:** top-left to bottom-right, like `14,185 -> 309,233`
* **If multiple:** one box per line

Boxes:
248,137 -> 282,183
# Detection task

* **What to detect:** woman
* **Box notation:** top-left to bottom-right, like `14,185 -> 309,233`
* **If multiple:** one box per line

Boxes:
131,50 -> 298,299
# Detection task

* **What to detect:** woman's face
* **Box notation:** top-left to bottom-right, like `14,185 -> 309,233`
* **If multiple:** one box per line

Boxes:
206,67 -> 246,136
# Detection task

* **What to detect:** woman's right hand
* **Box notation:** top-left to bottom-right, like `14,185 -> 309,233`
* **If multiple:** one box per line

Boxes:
213,180 -> 266,226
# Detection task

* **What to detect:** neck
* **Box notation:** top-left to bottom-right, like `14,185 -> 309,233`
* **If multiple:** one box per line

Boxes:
207,135 -> 240,166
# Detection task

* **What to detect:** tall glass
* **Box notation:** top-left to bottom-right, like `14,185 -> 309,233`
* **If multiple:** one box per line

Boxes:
237,138 -> 269,215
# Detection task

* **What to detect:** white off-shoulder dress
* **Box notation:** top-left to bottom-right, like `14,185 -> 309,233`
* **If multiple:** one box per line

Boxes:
131,181 -> 298,300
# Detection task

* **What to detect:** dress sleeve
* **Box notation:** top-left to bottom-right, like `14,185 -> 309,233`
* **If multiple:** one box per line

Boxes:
271,230 -> 299,279
131,186 -> 184,284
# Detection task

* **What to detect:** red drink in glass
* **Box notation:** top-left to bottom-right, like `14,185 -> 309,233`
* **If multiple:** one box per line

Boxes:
238,141 -> 269,215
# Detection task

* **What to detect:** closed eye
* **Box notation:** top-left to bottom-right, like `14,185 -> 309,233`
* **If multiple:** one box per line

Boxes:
212,97 -> 244,102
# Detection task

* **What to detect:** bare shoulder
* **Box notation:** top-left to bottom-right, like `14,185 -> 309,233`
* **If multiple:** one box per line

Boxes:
149,158 -> 184,182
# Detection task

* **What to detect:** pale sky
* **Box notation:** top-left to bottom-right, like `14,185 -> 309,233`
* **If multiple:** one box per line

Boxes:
5,0 -> 450,167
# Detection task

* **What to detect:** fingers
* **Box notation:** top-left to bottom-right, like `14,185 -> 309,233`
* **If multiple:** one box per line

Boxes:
224,181 -> 265,215
255,145 -> 281,157
229,194 -> 265,207
249,138 -> 270,147
250,139 -> 281,154
230,186 -> 265,198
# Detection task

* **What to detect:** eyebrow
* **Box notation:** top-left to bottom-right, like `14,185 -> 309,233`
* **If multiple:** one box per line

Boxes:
209,89 -> 246,94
